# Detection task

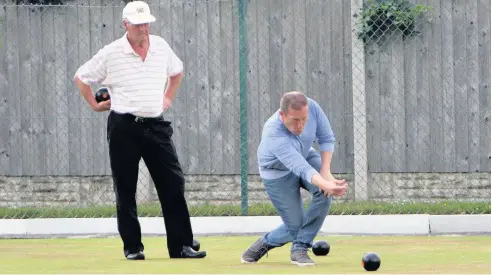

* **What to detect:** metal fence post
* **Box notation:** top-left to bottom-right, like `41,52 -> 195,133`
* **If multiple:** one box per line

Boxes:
238,0 -> 249,215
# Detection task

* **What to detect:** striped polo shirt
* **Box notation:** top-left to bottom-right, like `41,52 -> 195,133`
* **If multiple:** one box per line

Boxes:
75,32 -> 183,117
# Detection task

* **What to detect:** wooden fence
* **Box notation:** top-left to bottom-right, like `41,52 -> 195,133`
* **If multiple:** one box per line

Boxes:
0,0 -> 489,176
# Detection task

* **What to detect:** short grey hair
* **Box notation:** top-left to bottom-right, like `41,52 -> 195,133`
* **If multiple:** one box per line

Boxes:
280,91 -> 308,113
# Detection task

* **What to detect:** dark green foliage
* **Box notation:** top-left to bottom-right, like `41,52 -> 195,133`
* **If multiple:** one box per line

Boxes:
356,0 -> 433,43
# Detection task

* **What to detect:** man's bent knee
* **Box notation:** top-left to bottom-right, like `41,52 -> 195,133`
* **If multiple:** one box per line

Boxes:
286,219 -> 304,239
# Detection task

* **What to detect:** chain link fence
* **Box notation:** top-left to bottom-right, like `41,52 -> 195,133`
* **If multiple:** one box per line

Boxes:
0,0 -> 490,218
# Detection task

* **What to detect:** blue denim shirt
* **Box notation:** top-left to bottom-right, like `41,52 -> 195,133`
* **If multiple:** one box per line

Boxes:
257,97 -> 336,184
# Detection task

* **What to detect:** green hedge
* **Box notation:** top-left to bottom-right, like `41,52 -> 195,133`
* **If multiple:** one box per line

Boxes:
0,201 -> 489,219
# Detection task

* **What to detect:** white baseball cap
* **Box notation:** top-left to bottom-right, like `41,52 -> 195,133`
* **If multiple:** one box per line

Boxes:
122,1 -> 156,24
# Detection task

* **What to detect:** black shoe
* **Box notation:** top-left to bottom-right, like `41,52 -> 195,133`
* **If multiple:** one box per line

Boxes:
171,246 -> 206,259
126,251 -> 145,260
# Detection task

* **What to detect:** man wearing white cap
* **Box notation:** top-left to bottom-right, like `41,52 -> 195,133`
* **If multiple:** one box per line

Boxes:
74,0 -> 206,261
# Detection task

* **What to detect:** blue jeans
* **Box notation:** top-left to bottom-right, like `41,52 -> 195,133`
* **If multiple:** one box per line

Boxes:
261,150 -> 333,252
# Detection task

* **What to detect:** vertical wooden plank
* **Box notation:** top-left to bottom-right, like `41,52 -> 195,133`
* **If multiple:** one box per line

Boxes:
183,0 -> 198,173
89,0 -> 105,176
147,0 -> 160,38
465,0 -> 480,172
391,37 -> 406,173
478,0 -> 491,171
77,0 -> 92,175
343,0 -> 354,174
402,0 -> 414,175
255,0 -> 273,160
319,0 -> 331,140
29,5 -> 42,179
325,0 -> 336,169
19,6 -> 33,175
51,6 -> 70,176
6,5 -> 22,176
30,5 -> 44,177
195,0 -> 211,174
256,0 -> 271,129
379,42 -> 395,172
33,5 -> 47,176
246,0 -> 259,173
169,0 -> 187,173
329,0 -> 347,173
207,0 -> 223,174
404,33 -> 418,172
158,0 -> 171,42
268,0 -> 282,107
427,0 -> 444,172
305,0 -> 320,109
113,1 -> 125,39
453,0 -> 469,172
46,7 -> 63,175
293,0 -> 306,92
365,43 -> 381,173
440,0 -> 456,172
69,2 -> 84,176
414,0 -> 431,172
316,0 -> 329,102
281,0 -> 294,92
68,0 -> 83,176
18,7 -> 34,175
0,1 -> 8,174
219,0 -> 237,174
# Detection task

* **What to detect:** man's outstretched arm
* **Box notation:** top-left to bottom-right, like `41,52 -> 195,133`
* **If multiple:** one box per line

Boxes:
269,136 -> 319,184
320,151 -> 335,181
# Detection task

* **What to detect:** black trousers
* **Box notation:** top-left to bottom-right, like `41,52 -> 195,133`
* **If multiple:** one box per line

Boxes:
107,111 -> 194,258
